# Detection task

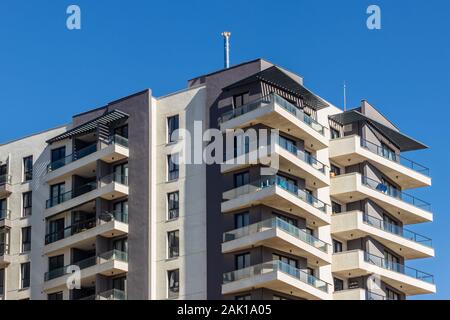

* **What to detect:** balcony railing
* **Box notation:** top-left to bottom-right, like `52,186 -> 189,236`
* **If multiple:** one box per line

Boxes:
47,143 -> 97,172
223,175 -> 329,213
366,290 -> 389,300
45,217 -> 96,245
0,209 -> 11,221
46,182 -> 97,208
362,213 -> 432,247
223,260 -> 330,293
100,173 -> 129,186
218,93 -> 327,136
364,251 -> 434,284
276,137 -> 327,174
0,174 -> 12,186
109,134 -> 129,148
0,243 -> 9,256
360,138 -> 429,176
99,210 -> 129,224
97,289 -> 126,300
223,217 -> 330,253
361,176 -> 431,211
44,250 -> 128,281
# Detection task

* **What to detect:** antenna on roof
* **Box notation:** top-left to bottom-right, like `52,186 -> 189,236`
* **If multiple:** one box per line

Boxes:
221,31 -> 231,69
343,81 -> 347,111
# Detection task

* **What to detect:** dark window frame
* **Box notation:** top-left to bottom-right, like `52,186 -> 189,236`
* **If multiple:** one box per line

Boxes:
167,115 -> 180,143
167,191 -> 179,220
21,262 -> 30,289
167,154 -> 179,181
22,191 -> 32,217
21,227 -> 31,252
167,230 -> 179,259
23,156 -> 33,182
167,269 -> 179,299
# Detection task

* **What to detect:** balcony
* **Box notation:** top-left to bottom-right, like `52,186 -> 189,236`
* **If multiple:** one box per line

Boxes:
332,250 -> 436,295
44,212 -> 129,255
222,175 -> 330,226
333,288 -> 394,300
97,289 -> 127,300
44,250 -> 128,291
0,243 -> 11,267
222,260 -> 331,300
44,174 -> 129,218
330,173 -> 432,224
218,94 -> 329,150
331,211 -> 434,259
222,217 -> 331,266
0,175 -> 12,197
221,138 -> 330,188
46,135 -> 129,183
329,135 -> 431,189
0,210 -> 11,228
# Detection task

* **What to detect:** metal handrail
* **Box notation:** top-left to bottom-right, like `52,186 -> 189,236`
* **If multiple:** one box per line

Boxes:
361,175 -> 431,211
100,173 -> 129,186
99,210 -> 129,224
360,138 -> 429,176
223,217 -> 330,253
223,175 -> 329,213
218,93 -> 327,136
0,209 -> 11,221
47,143 -> 97,172
109,134 -> 129,148
45,181 -> 97,208
0,174 -> 12,186
97,289 -> 126,300
223,260 -> 330,292
45,217 -> 97,244
364,251 -> 434,284
362,213 -> 432,247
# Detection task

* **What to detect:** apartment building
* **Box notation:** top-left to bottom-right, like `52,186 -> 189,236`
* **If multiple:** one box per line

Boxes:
0,58 -> 435,300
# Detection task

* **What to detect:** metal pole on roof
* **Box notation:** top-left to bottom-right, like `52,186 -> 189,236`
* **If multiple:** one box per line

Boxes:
221,32 -> 231,69
343,81 -> 347,111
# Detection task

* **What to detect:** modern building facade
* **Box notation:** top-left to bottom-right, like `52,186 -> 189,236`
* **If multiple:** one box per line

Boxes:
0,59 -> 435,300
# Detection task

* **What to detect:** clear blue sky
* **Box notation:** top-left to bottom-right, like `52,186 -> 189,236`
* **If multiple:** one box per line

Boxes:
1,0 -> 448,299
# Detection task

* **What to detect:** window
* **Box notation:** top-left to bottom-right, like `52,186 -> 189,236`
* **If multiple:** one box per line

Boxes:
234,212 -> 249,229
384,251 -> 400,271
50,147 -> 66,171
168,154 -> 179,181
46,218 -> 65,244
386,288 -> 400,300
114,163 -> 129,185
333,239 -> 343,253
22,192 -> 32,217
233,92 -> 249,109
383,214 -> 398,234
272,253 -> 298,268
114,125 -> 129,139
275,213 -> 297,227
235,294 -> 251,300
48,291 -> 63,300
330,164 -> 341,176
0,199 -> 7,221
48,255 -> 64,275
331,128 -> 341,139
333,278 -> 344,291
113,200 -> 128,223
49,183 -> 65,207
278,135 -> 296,152
0,268 -> 4,295
0,230 -> 9,255
235,253 -> 250,270
233,171 -> 249,188
168,230 -> 179,258
273,295 -> 290,300
167,192 -> 179,220
113,238 -> 128,253
0,165 -> 7,185
21,227 -> 31,252
167,115 -> 179,143
23,156 -> 33,181
381,143 -> 396,161
331,201 -> 342,214
167,269 -> 179,298
21,262 -> 30,289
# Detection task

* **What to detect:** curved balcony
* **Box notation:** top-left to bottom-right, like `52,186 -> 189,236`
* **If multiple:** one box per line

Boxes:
330,173 -> 432,224
44,174 -> 129,218
332,250 -> 436,295
0,175 -> 12,197
331,211 -> 434,259
218,94 -> 329,150
222,175 -> 330,226
221,138 -> 330,188
222,260 -> 330,300
329,135 -> 431,189
222,217 -> 331,266
44,250 -> 128,291
46,135 -> 129,183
